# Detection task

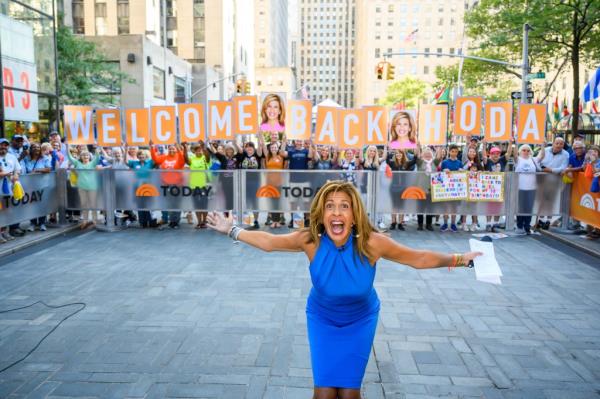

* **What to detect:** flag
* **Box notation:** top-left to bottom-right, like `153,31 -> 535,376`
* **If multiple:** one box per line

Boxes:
592,100 -> 599,113
562,99 -> 570,117
553,97 -> 560,122
582,66 -> 600,102
404,29 -> 418,43
434,87 -> 445,100
436,88 -> 451,104
301,85 -> 310,100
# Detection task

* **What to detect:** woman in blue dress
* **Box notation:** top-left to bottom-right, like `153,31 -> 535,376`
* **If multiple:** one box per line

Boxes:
207,181 -> 480,399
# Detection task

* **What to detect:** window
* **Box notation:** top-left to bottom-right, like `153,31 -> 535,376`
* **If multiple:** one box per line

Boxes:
174,77 -> 186,103
436,48 -> 442,57
424,66 -> 429,74
193,0 -> 205,46
153,67 -> 165,99
424,47 -> 430,57
375,6 -> 381,12
117,0 -> 129,34
375,48 -> 380,58
95,1 -> 107,34
72,0 -> 85,34
388,4 -> 394,12
449,48 -> 455,55
194,46 -> 206,64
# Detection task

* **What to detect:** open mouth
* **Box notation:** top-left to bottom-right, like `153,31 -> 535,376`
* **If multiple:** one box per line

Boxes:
330,220 -> 345,235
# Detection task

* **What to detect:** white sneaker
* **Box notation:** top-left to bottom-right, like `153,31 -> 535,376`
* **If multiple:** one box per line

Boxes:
39,224 -> 47,231
462,224 -> 470,232
2,232 -> 15,241
470,224 -> 479,232
514,228 -> 527,235
27,226 -> 35,232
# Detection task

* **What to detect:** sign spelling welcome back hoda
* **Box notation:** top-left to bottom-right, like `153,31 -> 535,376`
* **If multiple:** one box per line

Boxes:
64,96 -> 548,147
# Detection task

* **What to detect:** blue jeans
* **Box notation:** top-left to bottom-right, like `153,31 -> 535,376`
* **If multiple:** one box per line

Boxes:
161,211 -> 180,224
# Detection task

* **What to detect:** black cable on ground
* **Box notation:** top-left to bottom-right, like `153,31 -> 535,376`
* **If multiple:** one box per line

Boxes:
0,300 -> 86,374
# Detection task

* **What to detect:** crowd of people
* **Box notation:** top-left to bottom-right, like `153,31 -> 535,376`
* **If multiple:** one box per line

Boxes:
1,94 -> 600,243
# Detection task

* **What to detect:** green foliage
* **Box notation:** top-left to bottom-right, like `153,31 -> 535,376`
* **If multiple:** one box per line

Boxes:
379,77 -> 428,108
464,0 -> 600,133
57,25 -> 132,105
433,65 -> 458,92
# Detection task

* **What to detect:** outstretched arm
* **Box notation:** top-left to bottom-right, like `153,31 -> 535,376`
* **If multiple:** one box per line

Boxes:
207,212 -> 306,252
370,233 -> 480,269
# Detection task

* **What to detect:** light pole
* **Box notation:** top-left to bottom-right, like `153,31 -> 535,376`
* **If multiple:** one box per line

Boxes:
382,23 -> 532,103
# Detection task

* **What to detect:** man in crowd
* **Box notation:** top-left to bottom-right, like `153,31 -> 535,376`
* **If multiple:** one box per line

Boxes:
536,136 -> 569,229
9,135 -> 26,160
0,138 -> 24,240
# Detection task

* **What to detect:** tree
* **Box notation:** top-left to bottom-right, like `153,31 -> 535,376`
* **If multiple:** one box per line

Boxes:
378,77 -> 428,108
465,0 -> 600,136
57,25 -> 132,105
434,64 -> 514,101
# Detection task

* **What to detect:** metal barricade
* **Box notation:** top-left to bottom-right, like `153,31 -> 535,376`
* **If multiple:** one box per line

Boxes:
5,169 -> 570,231
112,169 -> 236,212
0,172 -> 59,227
374,171 -> 508,216
241,170 -> 371,212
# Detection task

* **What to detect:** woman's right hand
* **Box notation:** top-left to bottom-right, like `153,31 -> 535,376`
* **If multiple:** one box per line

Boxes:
206,212 -> 234,234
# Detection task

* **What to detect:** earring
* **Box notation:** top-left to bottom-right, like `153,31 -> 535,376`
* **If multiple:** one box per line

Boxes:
353,224 -> 360,238
317,223 -> 324,237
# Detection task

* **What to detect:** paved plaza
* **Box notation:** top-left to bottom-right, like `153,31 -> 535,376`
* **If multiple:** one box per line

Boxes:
0,227 -> 599,399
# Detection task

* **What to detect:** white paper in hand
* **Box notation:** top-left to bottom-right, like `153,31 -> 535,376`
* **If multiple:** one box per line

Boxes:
469,239 -> 503,285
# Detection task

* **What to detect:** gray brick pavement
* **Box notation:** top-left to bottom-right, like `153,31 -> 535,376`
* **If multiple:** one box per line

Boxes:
0,228 -> 599,398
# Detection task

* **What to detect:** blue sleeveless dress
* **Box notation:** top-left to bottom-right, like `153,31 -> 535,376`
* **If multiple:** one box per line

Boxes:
306,233 -> 380,389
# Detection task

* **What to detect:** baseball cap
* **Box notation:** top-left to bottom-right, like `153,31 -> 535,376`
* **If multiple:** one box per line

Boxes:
490,147 -> 501,154
49,131 -> 60,136
13,134 -> 24,140
0,138 -> 9,145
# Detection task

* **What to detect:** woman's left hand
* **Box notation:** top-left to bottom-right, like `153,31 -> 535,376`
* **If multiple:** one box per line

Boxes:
462,251 -> 483,267
206,212 -> 234,234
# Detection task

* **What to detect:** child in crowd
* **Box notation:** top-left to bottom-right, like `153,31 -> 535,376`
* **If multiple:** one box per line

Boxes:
440,144 -> 462,232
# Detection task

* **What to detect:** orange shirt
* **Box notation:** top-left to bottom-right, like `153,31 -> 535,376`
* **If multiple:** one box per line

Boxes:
150,147 -> 185,185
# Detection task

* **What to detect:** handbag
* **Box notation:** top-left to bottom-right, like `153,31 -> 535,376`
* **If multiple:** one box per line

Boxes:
1,177 -> 12,196
562,173 -> 574,184
584,163 -> 594,179
69,170 -> 78,187
591,176 -> 600,193
12,181 -> 24,201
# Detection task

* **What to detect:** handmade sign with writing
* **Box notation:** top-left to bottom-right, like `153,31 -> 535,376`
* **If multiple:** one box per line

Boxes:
430,171 -> 468,202
467,172 -> 504,202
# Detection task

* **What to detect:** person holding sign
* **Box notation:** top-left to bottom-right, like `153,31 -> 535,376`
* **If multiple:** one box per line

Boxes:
389,112 -> 417,150
182,142 -> 212,229
259,94 -> 286,142
514,144 -> 542,235
415,146 -> 444,231
387,149 -> 416,231
150,140 -> 186,229
206,180 -> 481,399
440,145 -> 463,233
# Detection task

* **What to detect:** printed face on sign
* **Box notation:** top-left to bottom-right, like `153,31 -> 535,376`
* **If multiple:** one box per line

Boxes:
389,111 -> 417,149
